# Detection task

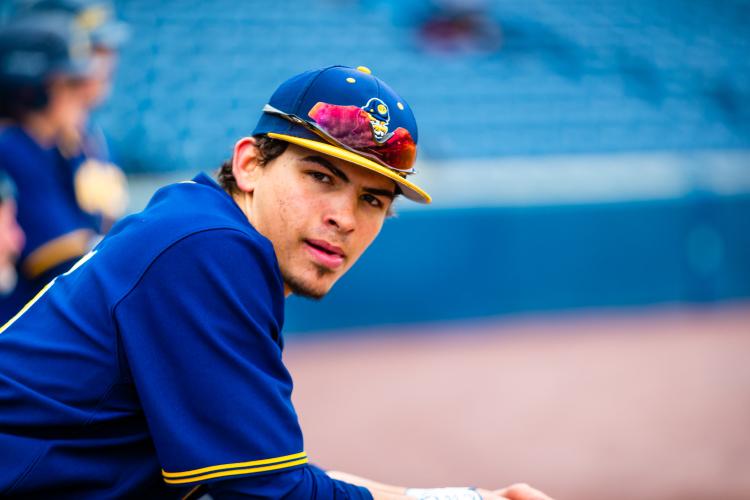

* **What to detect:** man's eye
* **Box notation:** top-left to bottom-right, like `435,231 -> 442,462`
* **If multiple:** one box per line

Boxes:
362,193 -> 383,208
308,171 -> 332,184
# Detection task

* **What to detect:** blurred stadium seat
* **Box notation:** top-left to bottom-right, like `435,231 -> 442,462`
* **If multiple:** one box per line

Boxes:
99,0 -> 750,172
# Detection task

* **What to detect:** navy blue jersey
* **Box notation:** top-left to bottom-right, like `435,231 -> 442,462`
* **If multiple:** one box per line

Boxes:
0,125 -> 101,322
0,173 -> 370,499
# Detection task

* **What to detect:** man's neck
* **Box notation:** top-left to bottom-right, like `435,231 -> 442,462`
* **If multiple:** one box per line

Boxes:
230,191 -> 292,298
22,113 -> 59,147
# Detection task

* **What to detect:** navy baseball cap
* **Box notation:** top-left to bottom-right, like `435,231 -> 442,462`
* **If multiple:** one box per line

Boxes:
253,65 -> 431,204
0,12 -> 95,85
24,0 -> 129,49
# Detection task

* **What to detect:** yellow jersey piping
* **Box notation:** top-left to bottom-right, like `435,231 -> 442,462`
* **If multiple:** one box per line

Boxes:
162,452 -> 308,484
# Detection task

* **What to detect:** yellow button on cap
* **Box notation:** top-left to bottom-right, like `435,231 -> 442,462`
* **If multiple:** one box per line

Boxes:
356,66 -> 372,74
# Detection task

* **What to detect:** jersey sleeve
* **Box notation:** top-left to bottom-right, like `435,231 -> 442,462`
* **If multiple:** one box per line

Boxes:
207,464 -> 373,499
114,228 -> 305,488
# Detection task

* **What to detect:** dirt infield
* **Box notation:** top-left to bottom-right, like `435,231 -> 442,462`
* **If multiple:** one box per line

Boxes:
284,302 -> 750,500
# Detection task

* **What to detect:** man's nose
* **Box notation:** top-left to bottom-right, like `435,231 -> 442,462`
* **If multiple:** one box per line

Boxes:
324,194 -> 356,234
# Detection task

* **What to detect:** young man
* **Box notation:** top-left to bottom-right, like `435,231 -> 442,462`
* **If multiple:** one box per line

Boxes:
0,65 -> 552,500
0,11 -> 126,323
22,0 -> 131,232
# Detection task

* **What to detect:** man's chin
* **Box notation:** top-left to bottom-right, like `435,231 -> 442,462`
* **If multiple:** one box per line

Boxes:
282,270 -> 337,300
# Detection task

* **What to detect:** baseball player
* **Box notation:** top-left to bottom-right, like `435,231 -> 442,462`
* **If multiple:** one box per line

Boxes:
21,0 -> 131,232
0,65 -> 553,500
0,9 -> 127,323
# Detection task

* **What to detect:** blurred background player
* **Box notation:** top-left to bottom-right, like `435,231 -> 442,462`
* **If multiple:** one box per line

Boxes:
0,3 -> 128,322
20,0 -> 129,232
0,10 -> 121,321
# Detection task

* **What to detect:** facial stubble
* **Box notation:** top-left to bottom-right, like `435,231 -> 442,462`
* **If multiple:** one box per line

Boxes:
281,263 -> 335,300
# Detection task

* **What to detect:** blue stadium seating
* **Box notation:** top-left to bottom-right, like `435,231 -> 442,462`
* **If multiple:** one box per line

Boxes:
97,0 -> 750,172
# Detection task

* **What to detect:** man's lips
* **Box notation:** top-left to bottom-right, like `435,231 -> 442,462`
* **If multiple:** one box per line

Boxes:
304,239 -> 346,269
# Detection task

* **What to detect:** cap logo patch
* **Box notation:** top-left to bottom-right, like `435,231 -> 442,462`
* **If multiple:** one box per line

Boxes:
361,97 -> 390,144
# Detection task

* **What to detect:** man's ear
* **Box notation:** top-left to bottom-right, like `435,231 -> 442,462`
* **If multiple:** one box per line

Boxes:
232,137 -> 262,193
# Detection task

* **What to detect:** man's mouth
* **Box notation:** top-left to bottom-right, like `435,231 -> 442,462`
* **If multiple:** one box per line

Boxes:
304,239 -> 346,269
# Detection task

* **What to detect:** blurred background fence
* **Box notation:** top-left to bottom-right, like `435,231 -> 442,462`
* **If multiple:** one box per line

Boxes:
91,0 -> 750,332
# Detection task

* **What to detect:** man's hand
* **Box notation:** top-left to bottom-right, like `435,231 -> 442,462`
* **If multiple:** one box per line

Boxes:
493,483 -> 555,500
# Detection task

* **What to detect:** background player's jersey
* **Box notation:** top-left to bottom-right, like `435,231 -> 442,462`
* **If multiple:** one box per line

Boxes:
0,125 -> 102,321
0,174 -> 310,497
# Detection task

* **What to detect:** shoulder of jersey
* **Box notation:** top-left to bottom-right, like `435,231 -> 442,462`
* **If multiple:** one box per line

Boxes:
106,176 -> 269,256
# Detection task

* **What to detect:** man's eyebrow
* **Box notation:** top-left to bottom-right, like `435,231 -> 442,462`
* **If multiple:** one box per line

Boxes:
363,187 -> 396,200
302,155 -> 397,199
301,155 -> 349,183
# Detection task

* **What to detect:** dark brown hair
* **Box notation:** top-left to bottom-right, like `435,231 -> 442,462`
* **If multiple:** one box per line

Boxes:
217,135 -> 288,194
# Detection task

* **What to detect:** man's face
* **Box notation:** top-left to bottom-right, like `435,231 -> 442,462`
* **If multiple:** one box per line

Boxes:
240,143 -> 396,299
47,76 -> 90,134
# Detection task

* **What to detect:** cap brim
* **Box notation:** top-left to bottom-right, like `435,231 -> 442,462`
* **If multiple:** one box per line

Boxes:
267,132 -> 432,204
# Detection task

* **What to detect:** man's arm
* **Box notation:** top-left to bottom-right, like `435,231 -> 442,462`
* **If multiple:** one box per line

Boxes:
115,230 -> 316,495
203,466 -> 553,500
205,465 -> 372,499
